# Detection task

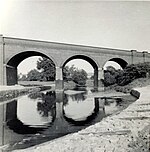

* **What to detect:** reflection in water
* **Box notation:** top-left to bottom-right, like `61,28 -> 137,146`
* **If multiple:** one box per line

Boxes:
7,119 -> 45,134
69,93 -> 86,102
63,99 -> 99,126
63,89 -> 97,124
37,91 -> 56,123
0,88 -> 126,151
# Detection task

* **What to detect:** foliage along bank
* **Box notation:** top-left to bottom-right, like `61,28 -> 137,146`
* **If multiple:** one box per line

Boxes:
103,62 -> 150,87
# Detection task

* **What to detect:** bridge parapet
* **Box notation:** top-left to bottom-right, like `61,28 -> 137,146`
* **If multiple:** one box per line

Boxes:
3,36 -> 133,56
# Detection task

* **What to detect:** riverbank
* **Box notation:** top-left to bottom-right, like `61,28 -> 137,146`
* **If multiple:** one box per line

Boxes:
0,85 -> 40,101
106,77 -> 150,93
12,86 -> 150,152
0,85 -> 51,102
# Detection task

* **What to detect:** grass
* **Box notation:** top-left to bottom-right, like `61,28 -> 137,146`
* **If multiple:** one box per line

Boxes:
105,78 -> 150,93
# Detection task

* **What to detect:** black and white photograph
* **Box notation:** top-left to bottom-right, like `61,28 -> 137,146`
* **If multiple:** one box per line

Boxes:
0,0 -> 150,151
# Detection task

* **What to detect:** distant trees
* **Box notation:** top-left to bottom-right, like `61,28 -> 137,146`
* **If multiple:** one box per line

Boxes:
18,74 -> 27,81
18,69 -> 41,81
26,69 -> 41,81
63,65 -> 88,86
71,69 -> 87,86
18,59 -> 150,87
18,57 -> 88,86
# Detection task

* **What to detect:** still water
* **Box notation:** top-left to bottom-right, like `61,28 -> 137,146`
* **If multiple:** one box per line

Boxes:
0,87 -> 125,151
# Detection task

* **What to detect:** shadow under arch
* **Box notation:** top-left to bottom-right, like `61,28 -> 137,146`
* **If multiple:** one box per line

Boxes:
6,51 -> 56,85
108,58 -> 128,69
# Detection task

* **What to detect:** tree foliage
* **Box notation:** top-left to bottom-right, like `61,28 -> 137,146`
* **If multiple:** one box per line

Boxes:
104,62 -> 150,87
104,66 -> 123,86
72,69 -> 88,86
63,65 -> 88,85
19,57 -> 88,86
27,69 -> 41,81
117,62 -> 150,86
37,57 -> 56,81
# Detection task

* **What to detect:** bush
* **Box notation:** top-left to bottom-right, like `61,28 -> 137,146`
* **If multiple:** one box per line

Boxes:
117,62 -> 150,86
104,62 -> 150,87
72,69 -> 87,86
103,66 -> 123,87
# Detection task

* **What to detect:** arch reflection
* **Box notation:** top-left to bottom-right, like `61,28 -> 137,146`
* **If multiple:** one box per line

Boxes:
6,91 -> 57,134
63,92 -> 100,126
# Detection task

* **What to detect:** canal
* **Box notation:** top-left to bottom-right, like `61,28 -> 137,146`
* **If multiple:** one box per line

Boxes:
0,87 -> 136,151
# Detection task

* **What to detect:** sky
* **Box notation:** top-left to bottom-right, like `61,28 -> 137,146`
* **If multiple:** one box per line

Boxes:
1,1 -> 150,74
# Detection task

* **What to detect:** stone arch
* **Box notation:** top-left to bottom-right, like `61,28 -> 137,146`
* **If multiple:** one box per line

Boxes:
61,54 -> 99,90
6,51 -> 56,85
61,54 -> 99,69
104,58 -> 128,69
6,51 -> 57,67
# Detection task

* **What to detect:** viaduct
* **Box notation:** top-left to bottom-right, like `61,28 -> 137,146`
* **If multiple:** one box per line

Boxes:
0,35 -> 150,90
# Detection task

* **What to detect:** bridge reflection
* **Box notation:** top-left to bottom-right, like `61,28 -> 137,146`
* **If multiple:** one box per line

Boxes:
0,90 -> 105,150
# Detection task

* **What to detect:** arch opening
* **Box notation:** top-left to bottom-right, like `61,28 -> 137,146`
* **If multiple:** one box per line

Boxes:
103,58 -> 128,87
62,55 -> 98,69
62,55 -> 99,89
6,51 -> 56,85
108,58 -> 128,69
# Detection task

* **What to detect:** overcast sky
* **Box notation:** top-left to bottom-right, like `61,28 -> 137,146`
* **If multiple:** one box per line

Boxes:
1,1 -> 150,74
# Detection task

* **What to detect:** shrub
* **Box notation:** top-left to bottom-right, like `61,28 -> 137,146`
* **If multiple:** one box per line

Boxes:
104,62 -> 150,87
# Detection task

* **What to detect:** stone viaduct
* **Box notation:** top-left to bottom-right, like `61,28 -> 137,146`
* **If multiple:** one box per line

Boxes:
0,35 -> 150,90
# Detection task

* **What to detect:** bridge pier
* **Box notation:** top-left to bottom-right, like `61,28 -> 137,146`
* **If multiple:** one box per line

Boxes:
6,65 -> 17,85
0,104 -> 6,146
0,35 -> 5,85
94,68 -> 104,91
131,50 -> 137,64
94,68 -> 98,90
98,68 -> 104,91
143,51 -> 148,63
55,67 -> 64,90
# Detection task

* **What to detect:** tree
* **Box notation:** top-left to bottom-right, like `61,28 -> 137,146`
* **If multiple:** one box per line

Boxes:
36,57 -> 88,85
27,69 -> 41,81
37,57 -> 56,81
104,66 -> 122,86
117,62 -> 150,86
63,65 -> 76,81
72,69 -> 88,86
63,66 -> 71,81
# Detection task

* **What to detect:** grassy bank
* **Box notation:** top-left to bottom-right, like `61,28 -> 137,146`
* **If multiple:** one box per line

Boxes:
0,85 -> 52,102
0,87 -> 40,101
105,78 -> 150,93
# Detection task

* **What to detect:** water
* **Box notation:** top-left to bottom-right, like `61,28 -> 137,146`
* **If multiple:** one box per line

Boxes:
0,88 -> 131,151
